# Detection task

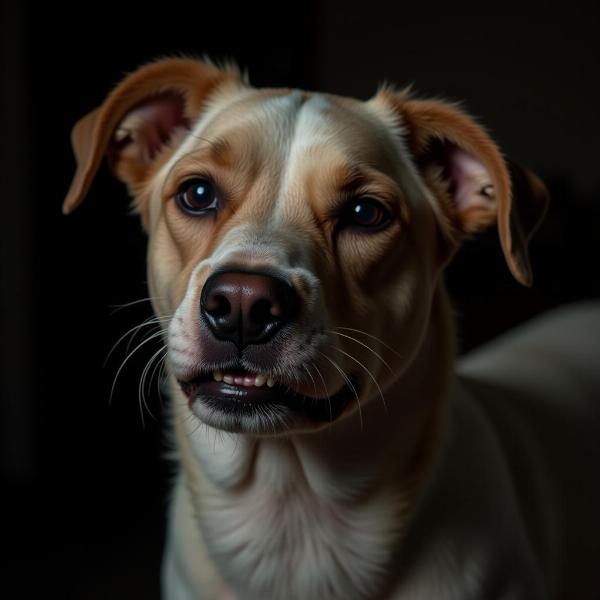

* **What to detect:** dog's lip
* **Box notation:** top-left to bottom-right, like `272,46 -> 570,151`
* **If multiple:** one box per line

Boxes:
178,370 -> 356,423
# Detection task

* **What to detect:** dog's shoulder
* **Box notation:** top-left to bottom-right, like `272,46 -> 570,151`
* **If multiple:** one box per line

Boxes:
457,302 -> 599,414
454,301 -> 600,597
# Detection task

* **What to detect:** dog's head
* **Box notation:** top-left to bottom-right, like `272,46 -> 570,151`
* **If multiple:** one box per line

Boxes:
64,58 -> 547,435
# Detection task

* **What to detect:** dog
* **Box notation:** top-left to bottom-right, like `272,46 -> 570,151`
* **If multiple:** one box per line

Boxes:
63,58 -> 600,599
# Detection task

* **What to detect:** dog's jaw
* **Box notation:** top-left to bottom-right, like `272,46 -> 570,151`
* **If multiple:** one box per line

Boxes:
181,375 -> 359,433
168,301 -> 359,435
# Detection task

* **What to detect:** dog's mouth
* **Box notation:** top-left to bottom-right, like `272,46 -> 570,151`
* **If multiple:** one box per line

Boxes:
178,367 -> 356,432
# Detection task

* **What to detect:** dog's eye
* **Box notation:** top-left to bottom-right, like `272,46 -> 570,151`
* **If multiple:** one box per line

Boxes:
175,178 -> 218,215
340,197 -> 391,231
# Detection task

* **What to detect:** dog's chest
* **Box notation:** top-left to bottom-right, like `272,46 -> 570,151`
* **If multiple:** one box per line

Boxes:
193,439 -> 405,600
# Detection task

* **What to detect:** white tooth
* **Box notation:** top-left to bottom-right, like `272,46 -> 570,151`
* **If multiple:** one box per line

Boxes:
213,370 -> 223,382
223,374 -> 234,384
267,377 -> 275,388
254,374 -> 267,387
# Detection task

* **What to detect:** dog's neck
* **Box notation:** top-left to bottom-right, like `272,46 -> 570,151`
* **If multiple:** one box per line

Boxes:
170,286 -> 454,599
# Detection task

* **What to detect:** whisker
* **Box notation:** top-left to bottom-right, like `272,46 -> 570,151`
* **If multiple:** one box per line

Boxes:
327,329 -> 394,375
110,329 -> 167,406
335,326 -> 404,360
302,363 -> 319,399
104,315 -> 170,368
138,343 -> 168,425
123,315 -> 170,356
109,296 -> 163,315
155,350 -> 169,408
330,345 -> 388,414
307,361 -> 333,423
317,350 -> 363,429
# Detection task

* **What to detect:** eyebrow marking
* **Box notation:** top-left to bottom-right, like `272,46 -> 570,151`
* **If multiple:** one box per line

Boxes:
333,162 -> 367,192
159,139 -> 222,199
186,133 -> 230,159
196,135 -> 233,168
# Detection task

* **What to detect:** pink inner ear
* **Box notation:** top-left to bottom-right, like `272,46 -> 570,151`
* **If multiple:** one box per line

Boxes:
113,93 -> 190,165
446,145 -> 495,213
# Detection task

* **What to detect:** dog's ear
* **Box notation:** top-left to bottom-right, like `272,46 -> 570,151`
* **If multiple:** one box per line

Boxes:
62,57 -> 240,223
377,92 -> 549,286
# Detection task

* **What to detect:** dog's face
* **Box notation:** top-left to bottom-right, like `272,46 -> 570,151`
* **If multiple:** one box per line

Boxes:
150,87 -> 437,435
64,59 -> 547,435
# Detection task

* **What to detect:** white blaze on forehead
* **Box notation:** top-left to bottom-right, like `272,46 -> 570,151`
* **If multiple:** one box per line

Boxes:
247,89 -> 305,129
287,93 -> 336,148
271,94 -> 341,224
282,94 -> 340,168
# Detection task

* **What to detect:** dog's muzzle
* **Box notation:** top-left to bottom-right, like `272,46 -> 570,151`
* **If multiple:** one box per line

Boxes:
176,268 -> 356,431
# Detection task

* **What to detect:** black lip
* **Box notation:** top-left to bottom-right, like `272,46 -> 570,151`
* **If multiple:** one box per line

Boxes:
179,375 -> 356,423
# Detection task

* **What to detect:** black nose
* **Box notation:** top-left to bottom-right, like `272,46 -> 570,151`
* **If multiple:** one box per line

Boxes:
200,270 -> 299,349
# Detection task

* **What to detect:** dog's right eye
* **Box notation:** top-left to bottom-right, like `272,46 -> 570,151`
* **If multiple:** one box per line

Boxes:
175,178 -> 218,215
337,196 -> 393,232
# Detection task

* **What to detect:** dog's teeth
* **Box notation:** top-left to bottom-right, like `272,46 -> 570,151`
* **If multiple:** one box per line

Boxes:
219,372 -> 274,387
241,375 -> 254,386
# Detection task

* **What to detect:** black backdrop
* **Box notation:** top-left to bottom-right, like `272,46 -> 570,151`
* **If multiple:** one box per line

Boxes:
2,1 -> 599,598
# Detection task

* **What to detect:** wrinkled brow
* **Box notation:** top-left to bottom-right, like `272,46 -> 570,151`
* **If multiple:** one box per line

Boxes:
184,134 -> 233,168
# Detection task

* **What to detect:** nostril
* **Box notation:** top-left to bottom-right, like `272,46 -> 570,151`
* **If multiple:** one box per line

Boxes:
204,293 -> 231,318
249,298 -> 277,325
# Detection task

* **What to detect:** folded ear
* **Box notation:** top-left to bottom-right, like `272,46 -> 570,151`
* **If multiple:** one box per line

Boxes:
62,57 -> 241,222
376,92 -> 549,286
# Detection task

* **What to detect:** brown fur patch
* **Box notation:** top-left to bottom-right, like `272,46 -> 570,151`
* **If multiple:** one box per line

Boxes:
63,58 -> 241,220
376,89 -> 547,285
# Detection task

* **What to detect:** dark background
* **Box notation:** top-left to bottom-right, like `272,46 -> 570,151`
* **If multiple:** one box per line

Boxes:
2,1 -> 599,598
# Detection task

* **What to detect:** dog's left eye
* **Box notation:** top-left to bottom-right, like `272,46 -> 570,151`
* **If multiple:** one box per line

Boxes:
339,197 -> 392,231
175,178 -> 218,215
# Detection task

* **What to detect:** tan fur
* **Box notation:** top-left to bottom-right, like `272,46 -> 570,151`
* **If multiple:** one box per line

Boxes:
63,58 -> 241,226
378,89 -> 549,284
